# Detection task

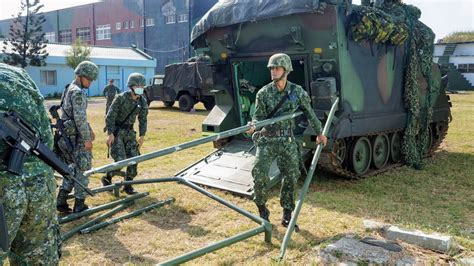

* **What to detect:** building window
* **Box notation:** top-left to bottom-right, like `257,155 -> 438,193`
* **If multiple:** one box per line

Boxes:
76,27 -> 90,42
44,32 -> 55,43
177,14 -> 188,23
130,20 -> 135,28
116,22 -> 121,30
40,70 -> 57,86
165,15 -> 176,24
59,29 -> 72,44
96,24 -> 111,40
140,19 -> 144,27
145,18 -> 155,27
458,64 -> 474,73
123,21 -> 129,29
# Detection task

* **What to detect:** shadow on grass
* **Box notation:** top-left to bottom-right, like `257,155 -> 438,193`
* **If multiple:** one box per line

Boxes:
60,201 -> 159,264
289,151 -> 474,238
148,105 -> 210,116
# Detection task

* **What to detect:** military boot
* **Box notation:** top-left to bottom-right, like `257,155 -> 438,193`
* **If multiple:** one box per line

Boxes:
256,204 -> 270,222
101,174 -> 112,186
56,189 -> 72,213
123,177 -> 137,195
281,209 -> 299,232
73,198 -> 89,213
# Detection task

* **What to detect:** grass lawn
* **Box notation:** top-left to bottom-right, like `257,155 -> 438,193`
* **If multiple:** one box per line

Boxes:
53,93 -> 473,264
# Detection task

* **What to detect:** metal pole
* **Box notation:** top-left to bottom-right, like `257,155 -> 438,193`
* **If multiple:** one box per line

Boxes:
67,184 -> 121,199
159,225 -> 266,265
80,198 -> 175,234
278,98 -> 340,260
59,192 -> 149,224
120,178 -> 273,243
62,203 -> 130,241
84,112 -> 303,176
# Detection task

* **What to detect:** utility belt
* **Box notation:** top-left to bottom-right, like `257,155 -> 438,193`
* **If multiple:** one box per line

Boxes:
116,124 -> 134,130
260,128 -> 294,137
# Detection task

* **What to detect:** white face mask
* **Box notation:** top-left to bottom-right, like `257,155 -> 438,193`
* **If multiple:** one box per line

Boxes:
134,87 -> 144,95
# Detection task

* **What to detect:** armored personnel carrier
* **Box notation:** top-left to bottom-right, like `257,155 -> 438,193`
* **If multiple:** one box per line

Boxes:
177,0 -> 451,195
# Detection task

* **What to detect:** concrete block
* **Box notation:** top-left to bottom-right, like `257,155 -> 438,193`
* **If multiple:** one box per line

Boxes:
385,226 -> 453,253
363,219 -> 388,231
458,257 -> 474,265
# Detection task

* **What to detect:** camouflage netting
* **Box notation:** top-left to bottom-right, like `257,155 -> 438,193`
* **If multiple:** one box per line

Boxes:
350,2 -> 437,169
348,5 -> 408,45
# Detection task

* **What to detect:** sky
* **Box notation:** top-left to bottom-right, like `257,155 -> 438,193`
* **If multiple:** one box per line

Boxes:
0,0 -> 473,41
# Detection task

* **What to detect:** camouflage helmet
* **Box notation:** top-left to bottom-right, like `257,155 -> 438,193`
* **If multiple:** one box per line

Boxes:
74,61 -> 98,81
127,73 -> 146,87
267,53 -> 293,72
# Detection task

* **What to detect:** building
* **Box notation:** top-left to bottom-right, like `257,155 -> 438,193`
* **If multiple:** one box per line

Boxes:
434,42 -> 474,91
1,42 -> 156,97
0,0 -> 217,74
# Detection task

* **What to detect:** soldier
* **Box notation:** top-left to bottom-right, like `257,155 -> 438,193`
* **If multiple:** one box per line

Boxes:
246,53 -> 327,229
56,60 -> 98,213
103,79 -> 120,115
0,63 -> 61,264
102,73 -> 149,194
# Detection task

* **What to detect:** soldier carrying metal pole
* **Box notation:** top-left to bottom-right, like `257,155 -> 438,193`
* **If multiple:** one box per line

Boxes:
102,73 -> 149,195
246,53 -> 327,230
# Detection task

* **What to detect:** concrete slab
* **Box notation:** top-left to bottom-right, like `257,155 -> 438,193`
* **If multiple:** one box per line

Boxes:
458,257 -> 474,265
384,226 -> 454,253
320,236 -> 416,265
363,219 -> 388,231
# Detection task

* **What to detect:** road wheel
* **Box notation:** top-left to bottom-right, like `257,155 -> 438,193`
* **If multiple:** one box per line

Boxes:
372,134 -> 390,169
163,101 -> 175,107
178,94 -> 195,112
349,137 -> 372,176
203,97 -> 215,111
390,131 -> 402,163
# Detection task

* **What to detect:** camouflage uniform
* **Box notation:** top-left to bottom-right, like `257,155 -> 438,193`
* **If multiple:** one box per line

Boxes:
104,73 -> 148,190
103,82 -> 120,115
0,63 -> 61,264
57,61 -> 98,206
252,54 -> 322,219
252,81 -> 322,210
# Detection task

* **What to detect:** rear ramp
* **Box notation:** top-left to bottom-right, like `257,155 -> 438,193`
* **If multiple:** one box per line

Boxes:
176,139 -> 310,196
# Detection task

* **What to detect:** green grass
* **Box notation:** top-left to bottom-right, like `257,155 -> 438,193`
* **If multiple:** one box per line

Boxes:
50,94 -> 473,264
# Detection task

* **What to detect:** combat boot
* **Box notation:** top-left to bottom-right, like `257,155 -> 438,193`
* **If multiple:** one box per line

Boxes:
101,174 -> 112,186
73,198 -> 89,213
123,176 -> 138,195
256,204 -> 270,222
281,209 -> 299,232
56,189 -> 72,213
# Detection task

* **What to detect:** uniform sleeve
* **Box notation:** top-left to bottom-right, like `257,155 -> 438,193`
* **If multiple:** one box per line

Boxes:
138,98 -> 148,136
252,91 -> 267,122
106,96 -> 120,135
299,89 -> 322,135
115,86 -> 120,94
71,90 -> 92,141
103,86 -> 107,97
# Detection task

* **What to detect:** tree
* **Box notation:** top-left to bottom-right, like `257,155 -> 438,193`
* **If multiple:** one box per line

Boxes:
438,31 -> 474,44
65,38 -> 92,69
1,0 -> 48,68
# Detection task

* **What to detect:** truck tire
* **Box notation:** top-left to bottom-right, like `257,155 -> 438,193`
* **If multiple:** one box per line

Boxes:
203,97 -> 215,111
178,94 -> 195,112
163,101 -> 175,107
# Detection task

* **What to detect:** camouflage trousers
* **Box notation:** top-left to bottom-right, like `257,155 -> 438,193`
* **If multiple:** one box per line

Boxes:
58,135 -> 92,199
107,129 -> 140,180
252,137 -> 300,210
0,174 -> 61,265
105,97 -> 114,115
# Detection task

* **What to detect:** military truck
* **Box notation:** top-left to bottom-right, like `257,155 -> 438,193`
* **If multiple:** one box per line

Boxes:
176,0 -> 452,195
144,60 -> 215,111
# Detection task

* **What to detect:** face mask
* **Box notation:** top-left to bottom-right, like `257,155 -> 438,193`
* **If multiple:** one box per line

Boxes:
134,87 -> 144,95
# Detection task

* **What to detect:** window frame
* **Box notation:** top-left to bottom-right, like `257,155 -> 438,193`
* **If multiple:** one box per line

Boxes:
96,24 -> 111,40
40,70 -> 57,86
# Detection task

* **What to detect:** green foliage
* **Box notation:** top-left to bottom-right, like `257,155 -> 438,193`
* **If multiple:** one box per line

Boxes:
1,0 -> 48,68
439,31 -> 474,44
65,38 -> 92,70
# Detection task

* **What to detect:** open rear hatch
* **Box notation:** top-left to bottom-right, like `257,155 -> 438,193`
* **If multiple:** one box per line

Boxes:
176,139 -> 311,196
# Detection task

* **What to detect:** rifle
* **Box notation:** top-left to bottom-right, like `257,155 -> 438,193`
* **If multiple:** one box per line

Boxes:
0,111 -> 94,196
